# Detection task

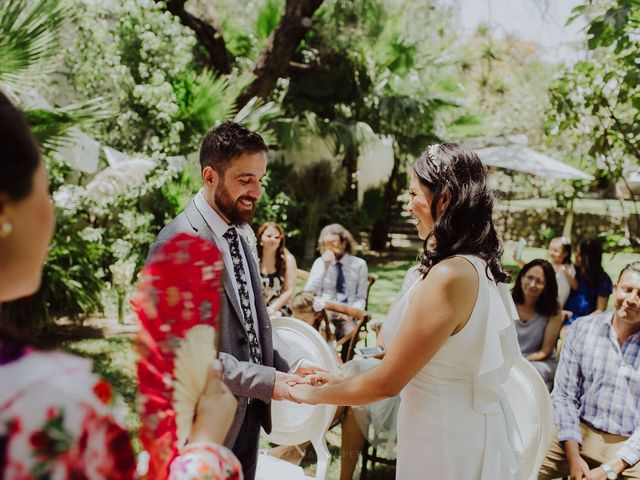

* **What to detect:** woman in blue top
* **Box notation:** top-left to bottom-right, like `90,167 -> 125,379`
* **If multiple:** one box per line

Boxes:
564,239 -> 613,325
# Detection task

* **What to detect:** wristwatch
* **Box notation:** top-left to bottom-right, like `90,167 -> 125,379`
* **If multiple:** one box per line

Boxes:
601,463 -> 617,480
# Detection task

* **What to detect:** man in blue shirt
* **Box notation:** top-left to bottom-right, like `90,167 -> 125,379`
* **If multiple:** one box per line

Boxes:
538,262 -> 640,480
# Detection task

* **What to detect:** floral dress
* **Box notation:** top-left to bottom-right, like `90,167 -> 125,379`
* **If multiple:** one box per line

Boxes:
0,341 -> 242,480
0,341 -> 137,479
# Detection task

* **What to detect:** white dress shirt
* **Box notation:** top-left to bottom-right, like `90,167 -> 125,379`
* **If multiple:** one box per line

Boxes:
194,190 -> 261,345
304,253 -> 369,310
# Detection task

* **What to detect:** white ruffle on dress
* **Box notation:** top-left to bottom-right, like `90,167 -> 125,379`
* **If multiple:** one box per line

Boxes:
382,255 -> 523,480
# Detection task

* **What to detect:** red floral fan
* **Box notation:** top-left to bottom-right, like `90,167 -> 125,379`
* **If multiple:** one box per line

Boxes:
133,233 -> 224,479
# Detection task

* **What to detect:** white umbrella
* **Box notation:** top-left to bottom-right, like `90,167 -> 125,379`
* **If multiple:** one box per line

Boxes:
476,144 -> 594,181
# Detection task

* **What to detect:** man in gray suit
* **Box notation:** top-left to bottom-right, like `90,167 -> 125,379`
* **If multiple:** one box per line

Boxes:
148,122 -> 321,479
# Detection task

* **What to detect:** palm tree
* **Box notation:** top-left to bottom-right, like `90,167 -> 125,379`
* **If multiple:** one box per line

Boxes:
0,0 -> 110,153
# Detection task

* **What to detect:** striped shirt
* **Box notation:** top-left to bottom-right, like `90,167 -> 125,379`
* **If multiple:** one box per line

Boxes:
552,311 -> 640,466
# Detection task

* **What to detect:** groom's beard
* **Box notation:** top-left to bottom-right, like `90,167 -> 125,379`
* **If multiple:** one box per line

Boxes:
215,183 -> 256,226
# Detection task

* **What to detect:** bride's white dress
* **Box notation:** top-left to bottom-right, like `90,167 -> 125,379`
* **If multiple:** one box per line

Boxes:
382,255 -> 524,479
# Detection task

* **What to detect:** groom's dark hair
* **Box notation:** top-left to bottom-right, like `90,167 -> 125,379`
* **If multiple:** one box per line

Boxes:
200,122 -> 267,175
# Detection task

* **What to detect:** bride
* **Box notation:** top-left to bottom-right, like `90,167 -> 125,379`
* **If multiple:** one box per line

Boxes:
290,143 -> 523,479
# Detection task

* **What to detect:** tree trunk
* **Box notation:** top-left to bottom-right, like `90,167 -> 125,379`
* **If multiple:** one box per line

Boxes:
159,0 -> 231,74
370,149 -> 402,251
562,197 -> 574,239
235,0 -> 324,108
302,201 -> 321,266
340,144 -> 359,207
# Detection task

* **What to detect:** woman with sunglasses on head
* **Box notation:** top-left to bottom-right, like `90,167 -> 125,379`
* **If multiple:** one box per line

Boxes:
0,91 -> 241,479
511,259 -> 563,389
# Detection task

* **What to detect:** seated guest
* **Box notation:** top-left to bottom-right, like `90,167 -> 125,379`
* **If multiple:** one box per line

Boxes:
547,236 -> 577,308
511,259 -> 563,389
291,292 -> 336,348
304,223 -> 368,340
257,221 -> 297,317
0,91 -> 240,479
564,238 -> 613,325
538,262 -> 640,480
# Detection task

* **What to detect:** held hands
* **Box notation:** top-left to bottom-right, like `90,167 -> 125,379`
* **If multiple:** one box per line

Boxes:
272,362 -> 335,403
288,372 -> 342,404
567,454 -> 592,480
294,359 -> 328,377
273,371 -> 305,401
585,467 -> 606,480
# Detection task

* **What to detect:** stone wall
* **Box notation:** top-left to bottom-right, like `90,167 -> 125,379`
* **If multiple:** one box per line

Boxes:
493,205 -> 628,247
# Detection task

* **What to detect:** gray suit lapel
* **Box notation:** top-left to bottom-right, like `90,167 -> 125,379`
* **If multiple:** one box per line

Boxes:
187,200 -> 246,333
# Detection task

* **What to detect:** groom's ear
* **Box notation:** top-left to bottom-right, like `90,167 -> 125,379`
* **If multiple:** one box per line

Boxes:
202,166 -> 219,189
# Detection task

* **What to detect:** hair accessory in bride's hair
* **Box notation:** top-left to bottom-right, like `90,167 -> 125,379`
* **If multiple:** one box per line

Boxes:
426,144 -> 447,174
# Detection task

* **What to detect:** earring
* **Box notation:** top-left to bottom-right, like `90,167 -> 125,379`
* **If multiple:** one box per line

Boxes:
0,222 -> 13,237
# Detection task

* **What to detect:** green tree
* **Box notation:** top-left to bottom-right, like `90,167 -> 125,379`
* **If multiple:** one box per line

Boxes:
547,0 -> 640,242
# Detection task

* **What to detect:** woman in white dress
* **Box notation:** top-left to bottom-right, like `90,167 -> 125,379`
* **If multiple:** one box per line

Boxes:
290,143 -> 523,479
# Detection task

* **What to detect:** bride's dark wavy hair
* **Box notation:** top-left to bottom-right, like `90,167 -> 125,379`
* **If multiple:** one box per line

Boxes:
414,143 -> 510,284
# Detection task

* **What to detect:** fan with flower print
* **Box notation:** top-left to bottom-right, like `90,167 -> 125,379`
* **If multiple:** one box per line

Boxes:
132,233 -> 223,479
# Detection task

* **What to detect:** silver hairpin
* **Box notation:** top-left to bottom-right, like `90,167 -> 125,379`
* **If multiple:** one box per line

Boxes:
427,144 -> 439,161
426,144 -> 446,174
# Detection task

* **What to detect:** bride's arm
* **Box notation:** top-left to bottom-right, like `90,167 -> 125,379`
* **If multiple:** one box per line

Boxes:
291,258 -> 478,406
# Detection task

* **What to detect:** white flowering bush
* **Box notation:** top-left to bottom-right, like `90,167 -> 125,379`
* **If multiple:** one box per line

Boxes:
65,0 -> 196,155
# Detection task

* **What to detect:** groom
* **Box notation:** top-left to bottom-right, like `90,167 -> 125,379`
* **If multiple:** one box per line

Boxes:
148,122 -> 320,479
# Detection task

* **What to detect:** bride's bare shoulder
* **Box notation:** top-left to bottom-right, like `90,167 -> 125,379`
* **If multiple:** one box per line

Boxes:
426,257 -> 477,283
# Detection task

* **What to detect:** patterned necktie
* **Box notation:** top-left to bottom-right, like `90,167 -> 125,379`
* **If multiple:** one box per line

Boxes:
336,261 -> 346,300
223,227 -> 262,364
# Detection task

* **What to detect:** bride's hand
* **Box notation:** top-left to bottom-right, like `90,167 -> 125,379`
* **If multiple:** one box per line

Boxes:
302,371 -> 340,387
288,383 -> 321,404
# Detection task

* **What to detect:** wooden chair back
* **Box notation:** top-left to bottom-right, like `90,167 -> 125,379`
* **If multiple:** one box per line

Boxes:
295,268 -> 375,361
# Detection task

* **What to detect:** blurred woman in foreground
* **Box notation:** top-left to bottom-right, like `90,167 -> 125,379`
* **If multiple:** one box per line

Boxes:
0,91 -> 240,479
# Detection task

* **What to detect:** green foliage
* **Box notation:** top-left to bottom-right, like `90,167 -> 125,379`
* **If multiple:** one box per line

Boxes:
173,71 -> 236,148
451,29 -> 560,143
2,205 -> 106,331
547,0 -> 640,241
537,225 -> 557,245
0,0 -> 69,97
65,0 -> 198,154
25,99 -> 111,154
255,0 -> 284,42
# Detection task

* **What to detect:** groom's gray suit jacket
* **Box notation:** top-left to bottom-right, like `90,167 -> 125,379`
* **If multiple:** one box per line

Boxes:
147,198 -> 299,447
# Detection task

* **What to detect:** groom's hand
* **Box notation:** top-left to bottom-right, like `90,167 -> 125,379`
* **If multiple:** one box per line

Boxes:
293,359 -> 328,377
273,371 -> 304,401
288,383 -> 319,405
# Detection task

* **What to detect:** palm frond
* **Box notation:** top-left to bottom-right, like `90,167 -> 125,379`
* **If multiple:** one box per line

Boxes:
24,97 -> 111,154
255,0 -> 284,41
234,97 -> 282,144
0,0 -> 71,97
173,70 -> 236,135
